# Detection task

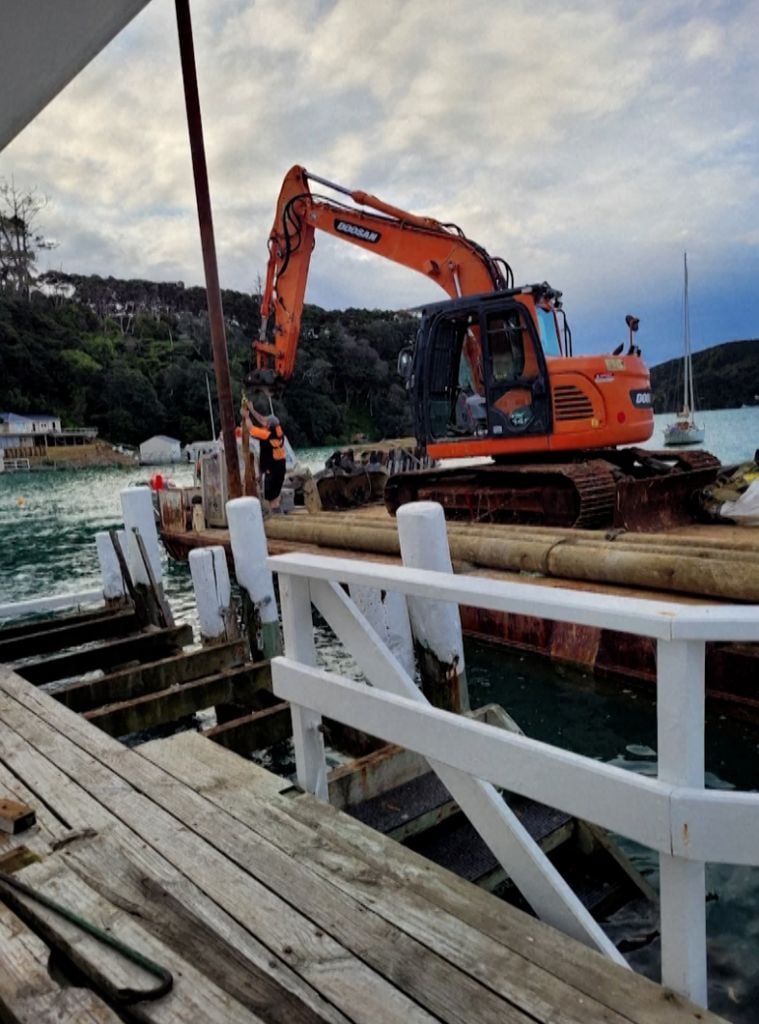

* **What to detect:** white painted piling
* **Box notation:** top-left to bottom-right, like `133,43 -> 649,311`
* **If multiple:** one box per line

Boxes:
95,531 -> 125,602
227,497 -> 282,658
189,546 -> 237,643
349,583 -> 415,679
120,487 -> 163,587
396,501 -> 469,711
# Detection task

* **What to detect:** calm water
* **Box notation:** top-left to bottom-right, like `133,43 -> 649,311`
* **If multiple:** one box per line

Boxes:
1,409 -> 758,1021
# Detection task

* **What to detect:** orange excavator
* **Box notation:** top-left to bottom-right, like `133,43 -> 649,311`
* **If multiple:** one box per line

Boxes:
250,166 -> 718,528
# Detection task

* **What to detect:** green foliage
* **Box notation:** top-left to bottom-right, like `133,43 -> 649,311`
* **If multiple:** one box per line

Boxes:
0,278 -> 417,446
4,273 -> 757,450
651,340 -> 759,411
60,348 -> 101,374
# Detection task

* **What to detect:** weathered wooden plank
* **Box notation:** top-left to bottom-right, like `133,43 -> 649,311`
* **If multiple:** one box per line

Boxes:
11,625 -> 193,684
0,610 -> 139,662
203,701 -> 292,754
0,899 -> 121,1022
2,857 -> 269,1023
59,831 -> 348,1024
83,663 -> 272,737
0,797 -> 36,834
0,605 -> 122,643
0,685 -> 354,1024
0,756 -> 68,857
141,733 -> 628,1024
0,673 -> 440,1024
145,732 -> 719,1024
326,744 -> 428,811
52,640 -> 248,712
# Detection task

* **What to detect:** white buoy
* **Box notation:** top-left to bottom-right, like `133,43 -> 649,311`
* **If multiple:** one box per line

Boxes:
189,546 -> 237,643
396,501 -> 469,711
349,583 -> 415,679
227,497 -> 282,658
95,531 -> 125,603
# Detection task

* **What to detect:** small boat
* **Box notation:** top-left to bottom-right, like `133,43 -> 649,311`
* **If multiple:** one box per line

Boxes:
664,253 -> 704,446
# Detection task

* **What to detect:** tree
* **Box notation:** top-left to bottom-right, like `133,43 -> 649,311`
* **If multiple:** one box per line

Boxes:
0,180 -> 56,299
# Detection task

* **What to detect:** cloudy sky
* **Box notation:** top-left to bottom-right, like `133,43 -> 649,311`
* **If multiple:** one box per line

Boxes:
2,0 -> 758,365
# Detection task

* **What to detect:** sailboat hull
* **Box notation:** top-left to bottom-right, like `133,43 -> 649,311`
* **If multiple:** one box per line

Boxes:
664,422 -> 705,446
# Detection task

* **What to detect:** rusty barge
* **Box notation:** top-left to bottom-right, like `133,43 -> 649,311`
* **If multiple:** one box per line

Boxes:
157,480 -> 759,712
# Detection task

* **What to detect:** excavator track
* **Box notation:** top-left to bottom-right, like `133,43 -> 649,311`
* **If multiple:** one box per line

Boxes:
383,448 -> 722,531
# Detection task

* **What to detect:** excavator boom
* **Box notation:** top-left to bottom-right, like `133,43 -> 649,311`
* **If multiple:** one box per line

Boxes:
253,165 -> 512,384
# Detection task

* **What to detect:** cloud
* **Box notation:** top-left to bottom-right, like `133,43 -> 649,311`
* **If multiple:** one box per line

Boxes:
2,0 -> 758,363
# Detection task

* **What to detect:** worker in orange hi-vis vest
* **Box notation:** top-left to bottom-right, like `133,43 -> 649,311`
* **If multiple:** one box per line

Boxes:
241,400 -> 288,513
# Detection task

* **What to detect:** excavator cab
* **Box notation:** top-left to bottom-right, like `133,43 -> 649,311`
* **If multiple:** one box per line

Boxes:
407,292 -> 552,449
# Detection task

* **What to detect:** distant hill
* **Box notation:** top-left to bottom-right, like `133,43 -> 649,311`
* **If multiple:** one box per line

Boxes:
650,339 -> 759,412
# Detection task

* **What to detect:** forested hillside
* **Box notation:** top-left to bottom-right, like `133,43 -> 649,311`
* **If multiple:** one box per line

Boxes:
650,339 -> 759,412
0,272 -> 415,447
2,269 -> 756,449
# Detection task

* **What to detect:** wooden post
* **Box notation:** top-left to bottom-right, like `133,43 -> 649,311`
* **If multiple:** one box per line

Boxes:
190,545 -> 242,726
348,584 -> 414,678
120,487 -> 170,628
396,502 -> 469,712
226,497 -> 282,660
95,531 -> 125,606
657,638 -> 707,1007
189,547 -> 238,644
240,417 -> 258,497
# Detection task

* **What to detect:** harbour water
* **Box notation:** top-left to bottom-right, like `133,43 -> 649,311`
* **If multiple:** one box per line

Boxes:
1,407 -> 758,1021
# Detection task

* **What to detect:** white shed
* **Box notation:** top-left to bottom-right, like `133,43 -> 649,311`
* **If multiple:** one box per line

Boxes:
139,435 -> 182,465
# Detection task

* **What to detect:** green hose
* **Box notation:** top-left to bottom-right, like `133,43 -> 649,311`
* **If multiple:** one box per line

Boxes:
0,870 -> 173,1004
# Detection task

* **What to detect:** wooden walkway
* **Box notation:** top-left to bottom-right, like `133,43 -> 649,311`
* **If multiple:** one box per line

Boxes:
0,666 -> 723,1024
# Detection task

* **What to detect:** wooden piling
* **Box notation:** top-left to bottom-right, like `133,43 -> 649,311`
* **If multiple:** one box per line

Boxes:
396,502 -> 470,712
227,497 -> 282,660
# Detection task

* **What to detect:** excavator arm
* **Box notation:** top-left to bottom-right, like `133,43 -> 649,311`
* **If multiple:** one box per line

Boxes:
252,165 -> 513,385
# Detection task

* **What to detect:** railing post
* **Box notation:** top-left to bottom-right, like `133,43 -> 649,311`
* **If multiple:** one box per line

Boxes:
396,502 -> 469,711
279,573 -> 328,801
657,637 -> 707,1006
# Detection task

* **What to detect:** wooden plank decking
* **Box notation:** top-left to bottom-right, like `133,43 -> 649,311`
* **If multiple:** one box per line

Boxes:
0,665 -> 724,1024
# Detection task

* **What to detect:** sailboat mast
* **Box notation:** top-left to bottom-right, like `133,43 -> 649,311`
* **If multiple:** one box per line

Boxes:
682,251 -> 694,416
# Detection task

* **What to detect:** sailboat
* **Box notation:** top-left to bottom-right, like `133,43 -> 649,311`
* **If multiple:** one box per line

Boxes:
664,252 -> 705,446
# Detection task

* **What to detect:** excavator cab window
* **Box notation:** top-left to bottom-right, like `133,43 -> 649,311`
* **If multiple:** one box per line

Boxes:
536,304 -> 562,356
420,298 -> 552,444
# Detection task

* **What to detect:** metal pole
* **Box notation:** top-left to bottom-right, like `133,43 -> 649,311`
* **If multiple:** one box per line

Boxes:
205,373 -> 216,438
174,0 -> 242,498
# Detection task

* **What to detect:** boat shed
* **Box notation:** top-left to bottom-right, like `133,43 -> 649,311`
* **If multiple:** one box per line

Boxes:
139,434 -> 182,466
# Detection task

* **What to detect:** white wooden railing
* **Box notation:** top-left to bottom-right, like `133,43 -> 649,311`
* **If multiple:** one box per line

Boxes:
269,548 -> 759,1009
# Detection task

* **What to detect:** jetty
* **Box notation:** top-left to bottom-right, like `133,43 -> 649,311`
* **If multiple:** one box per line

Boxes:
0,667 -> 720,1024
1,486 -> 758,1020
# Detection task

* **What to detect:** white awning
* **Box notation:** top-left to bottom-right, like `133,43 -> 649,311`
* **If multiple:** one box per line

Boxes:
0,0 -> 153,152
